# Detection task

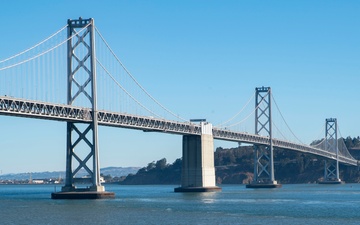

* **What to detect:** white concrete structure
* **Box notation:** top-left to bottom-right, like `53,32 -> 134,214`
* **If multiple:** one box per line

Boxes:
175,122 -> 221,192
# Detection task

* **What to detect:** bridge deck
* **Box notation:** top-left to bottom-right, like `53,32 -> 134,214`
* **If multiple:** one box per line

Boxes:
0,96 -> 357,166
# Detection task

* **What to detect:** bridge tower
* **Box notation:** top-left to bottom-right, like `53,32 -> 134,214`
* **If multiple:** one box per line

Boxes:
52,18 -> 114,199
319,118 -> 343,184
246,87 -> 281,188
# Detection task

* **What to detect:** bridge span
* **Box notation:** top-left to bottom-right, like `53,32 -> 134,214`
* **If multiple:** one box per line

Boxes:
1,96 -> 357,167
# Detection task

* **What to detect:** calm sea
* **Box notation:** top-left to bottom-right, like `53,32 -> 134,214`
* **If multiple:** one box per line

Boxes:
0,184 -> 360,224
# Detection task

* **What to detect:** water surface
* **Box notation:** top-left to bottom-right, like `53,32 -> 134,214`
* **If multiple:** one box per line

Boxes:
0,184 -> 359,224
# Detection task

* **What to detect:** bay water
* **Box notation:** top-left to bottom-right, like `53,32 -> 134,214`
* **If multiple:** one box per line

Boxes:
1,184 -> 360,224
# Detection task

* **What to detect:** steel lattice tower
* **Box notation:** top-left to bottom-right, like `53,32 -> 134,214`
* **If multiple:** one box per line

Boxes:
251,87 -> 277,185
323,118 -> 341,183
62,18 -> 103,192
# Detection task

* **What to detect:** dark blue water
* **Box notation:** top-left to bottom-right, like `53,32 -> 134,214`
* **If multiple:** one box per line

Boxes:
0,184 -> 360,224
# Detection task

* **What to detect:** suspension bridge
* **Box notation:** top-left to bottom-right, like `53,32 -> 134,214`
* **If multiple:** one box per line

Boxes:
0,18 -> 357,198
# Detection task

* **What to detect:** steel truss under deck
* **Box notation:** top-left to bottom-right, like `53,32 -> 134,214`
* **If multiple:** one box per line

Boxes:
0,96 -> 357,166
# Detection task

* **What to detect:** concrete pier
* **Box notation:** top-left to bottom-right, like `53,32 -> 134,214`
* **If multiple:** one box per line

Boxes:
318,179 -> 344,185
246,181 -> 282,188
175,122 -> 221,192
51,186 -> 115,199
51,191 -> 115,199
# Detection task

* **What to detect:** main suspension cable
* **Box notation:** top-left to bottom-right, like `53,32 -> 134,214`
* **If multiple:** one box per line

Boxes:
271,93 -> 304,144
0,25 -> 67,64
217,94 -> 265,129
216,91 -> 255,127
0,24 -> 90,71
97,59 -> 161,118
95,27 -> 188,122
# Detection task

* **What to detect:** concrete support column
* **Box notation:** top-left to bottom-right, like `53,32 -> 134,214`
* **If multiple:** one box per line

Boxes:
175,122 -> 221,192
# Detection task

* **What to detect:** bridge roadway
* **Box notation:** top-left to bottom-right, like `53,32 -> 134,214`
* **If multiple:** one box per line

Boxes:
0,96 -> 357,166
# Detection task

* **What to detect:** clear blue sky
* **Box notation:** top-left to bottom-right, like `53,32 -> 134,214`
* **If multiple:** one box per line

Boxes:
0,1 -> 359,174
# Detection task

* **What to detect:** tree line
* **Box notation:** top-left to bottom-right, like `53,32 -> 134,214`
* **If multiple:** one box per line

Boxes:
114,136 -> 360,185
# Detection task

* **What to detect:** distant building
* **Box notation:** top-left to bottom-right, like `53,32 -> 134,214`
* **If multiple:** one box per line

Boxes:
32,180 -> 44,184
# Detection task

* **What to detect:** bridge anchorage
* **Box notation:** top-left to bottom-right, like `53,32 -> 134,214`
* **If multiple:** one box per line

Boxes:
318,118 -> 344,184
246,87 -> 281,188
51,18 -> 114,199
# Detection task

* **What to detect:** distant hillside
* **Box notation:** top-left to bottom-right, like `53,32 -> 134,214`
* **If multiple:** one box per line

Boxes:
121,158 -> 181,185
0,167 -> 139,181
119,137 -> 360,185
100,167 -> 140,178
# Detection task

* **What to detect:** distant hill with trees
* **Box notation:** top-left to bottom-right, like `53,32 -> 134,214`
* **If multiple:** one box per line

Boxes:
0,167 -> 139,182
118,136 -> 360,185
120,158 -> 181,185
